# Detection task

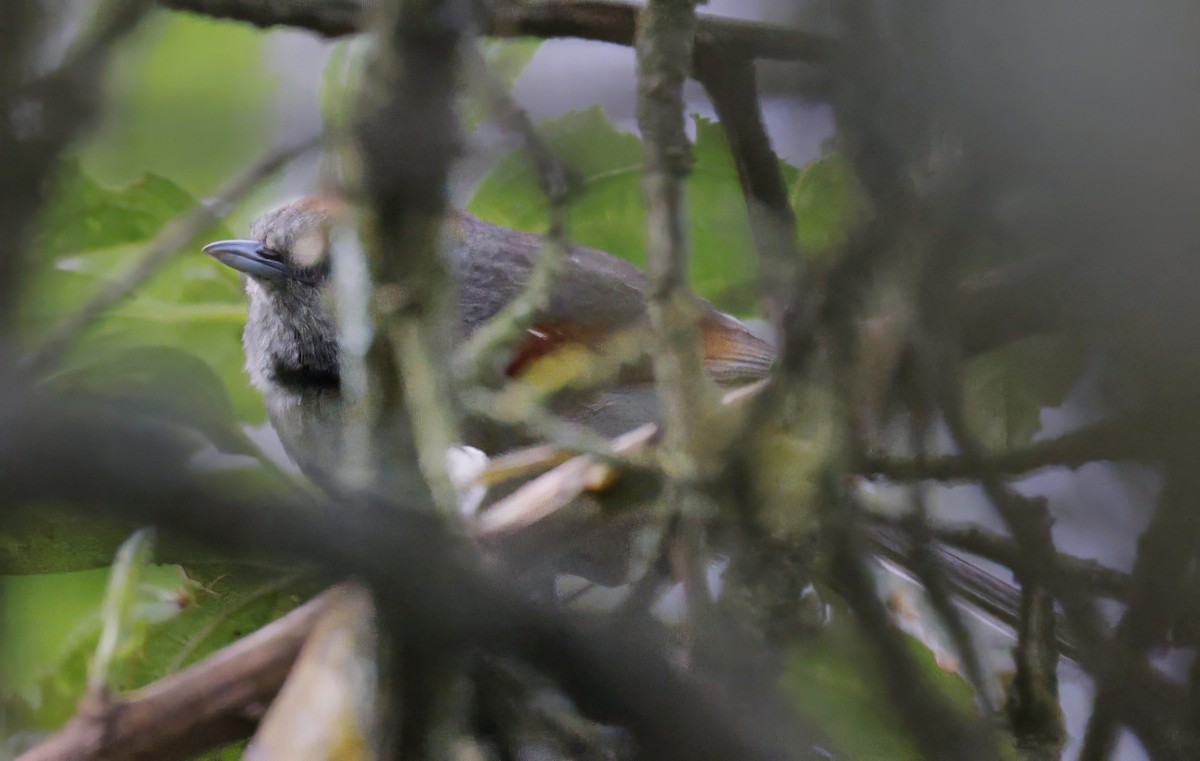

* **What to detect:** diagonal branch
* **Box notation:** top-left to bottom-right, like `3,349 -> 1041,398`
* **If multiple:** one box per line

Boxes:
693,46 -> 801,320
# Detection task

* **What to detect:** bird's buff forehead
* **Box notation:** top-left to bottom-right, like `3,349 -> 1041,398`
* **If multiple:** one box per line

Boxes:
250,198 -> 347,268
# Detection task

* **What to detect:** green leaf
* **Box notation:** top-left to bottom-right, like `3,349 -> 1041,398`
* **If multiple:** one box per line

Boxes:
460,39 -> 543,133
790,153 -> 863,258
321,37 -> 373,133
0,509 -> 140,575
24,163 -> 264,422
35,159 -> 200,261
0,563 -> 308,745
46,346 -> 256,456
79,13 -> 275,196
468,106 -> 645,266
127,565 -> 310,687
0,563 -> 191,732
481,38 -> 541,87
962,335 -> 1086,450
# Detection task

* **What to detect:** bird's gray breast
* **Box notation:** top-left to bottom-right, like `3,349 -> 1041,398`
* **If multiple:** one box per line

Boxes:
265,386 -> 426,500
265,388 -> 346,494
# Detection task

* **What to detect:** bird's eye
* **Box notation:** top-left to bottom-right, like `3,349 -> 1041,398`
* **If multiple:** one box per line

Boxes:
258,247 -> 284,261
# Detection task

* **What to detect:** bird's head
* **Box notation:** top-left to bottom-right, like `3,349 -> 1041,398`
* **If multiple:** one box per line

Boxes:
203,197 -> 346,289
204,198 -> 347,394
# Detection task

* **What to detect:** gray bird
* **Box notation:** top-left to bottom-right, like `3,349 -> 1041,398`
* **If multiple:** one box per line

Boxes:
203,197 -> 775,581
204,198 -> 773,474
204,198 -> 1039,625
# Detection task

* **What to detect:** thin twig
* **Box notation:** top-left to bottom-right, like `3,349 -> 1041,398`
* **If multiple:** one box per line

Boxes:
900,491 -> 996,712
1078,459 -> 1200,761
23,133 -> 323,375
473,424 -> 656,539
89,529 -> 156,693
1006,583 -> 1065,760
2,395 -> 784,761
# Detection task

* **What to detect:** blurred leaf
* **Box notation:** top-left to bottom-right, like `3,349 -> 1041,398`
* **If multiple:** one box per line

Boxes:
469,107 -> 644,266
47,346 -> 256,456
0,507 -> 245,576
469,108 -> 807,314
962,335 -> 1086,450
0,509 -> 138,575
320,37 -> 372,133
80,12 -> 275,196
689,115 -> 800,311
35,159 -> 200,261
783,612 -> 978,761
790,153 -> 864,258
24,162 -> 265,422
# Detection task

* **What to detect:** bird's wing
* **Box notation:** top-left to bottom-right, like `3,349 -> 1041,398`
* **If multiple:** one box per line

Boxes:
451,212 -> 776,386
507,313 -> 775,389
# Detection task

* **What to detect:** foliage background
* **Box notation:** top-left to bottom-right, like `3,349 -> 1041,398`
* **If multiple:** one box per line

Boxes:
0,3 -> 1160,759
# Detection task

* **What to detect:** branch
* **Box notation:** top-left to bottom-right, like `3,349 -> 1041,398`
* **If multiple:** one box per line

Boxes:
1079,459 -> 1200,761
352,0 -> 465,513
693,47 -> 801,320
1006,583 -> 1065,760
825,486 -> 1002,761
862,415 -> 1157,483
636,0 -> 715,476
22,133 -> 322,376
636,0 -> 723,657
157,0 -> 836,64
0,395 -> 787,761
914,334 -> 1200,760
158,0 -> 363,35
17,588 -> 335,761
927,523 -> 1129,601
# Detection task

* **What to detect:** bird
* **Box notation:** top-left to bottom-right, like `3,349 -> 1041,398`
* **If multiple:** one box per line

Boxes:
204,199 -> 1042,631
204,197 -> 774,473
203,197 -> 776,582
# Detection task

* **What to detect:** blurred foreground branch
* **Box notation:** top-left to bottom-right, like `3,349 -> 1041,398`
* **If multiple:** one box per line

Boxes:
0,390 -> 783,761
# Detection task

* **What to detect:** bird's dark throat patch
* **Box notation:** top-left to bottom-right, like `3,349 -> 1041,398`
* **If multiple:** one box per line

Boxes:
271,360 -> 341,393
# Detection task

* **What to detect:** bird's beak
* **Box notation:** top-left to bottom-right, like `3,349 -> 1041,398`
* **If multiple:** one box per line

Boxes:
202,239 -> 287,281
